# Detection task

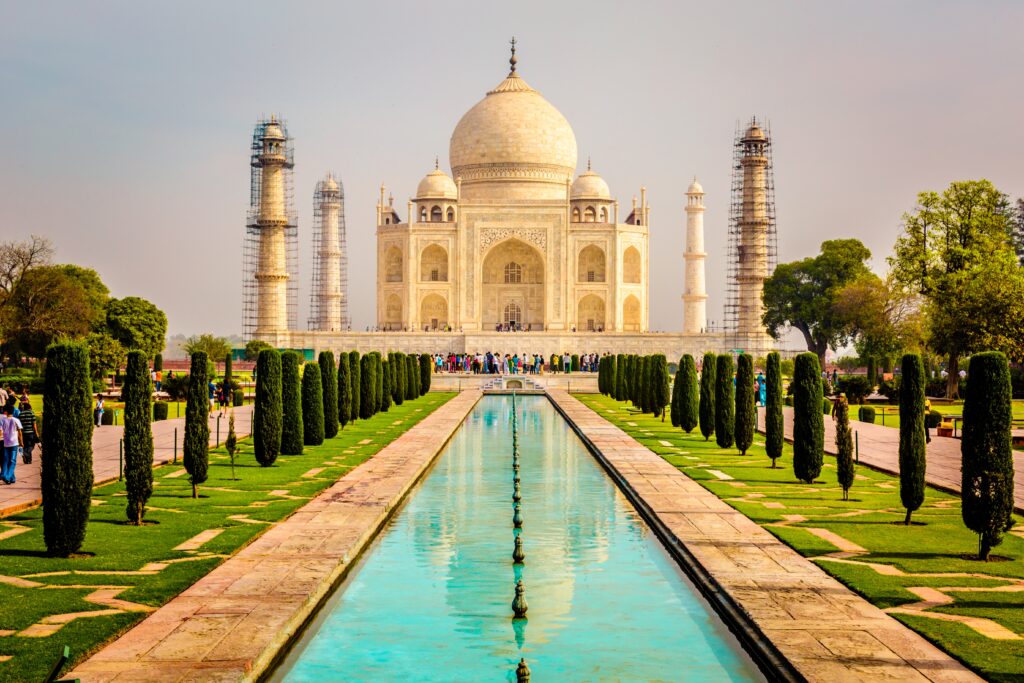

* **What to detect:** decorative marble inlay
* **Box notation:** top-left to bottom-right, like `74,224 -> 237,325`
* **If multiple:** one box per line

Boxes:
479,228 -> 547,253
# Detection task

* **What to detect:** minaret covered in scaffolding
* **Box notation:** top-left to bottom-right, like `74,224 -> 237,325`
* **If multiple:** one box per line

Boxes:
308,173 -> 349,331
725,117 -> 777,352
243,116 -> 298,339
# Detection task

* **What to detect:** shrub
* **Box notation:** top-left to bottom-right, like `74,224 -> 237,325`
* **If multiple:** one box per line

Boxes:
823,398 -> 832,415
419,353 -> 432,395
349,351 -> 361,420
679,355 -> 699,433
391,352 -> 405,406
899,354 -> 926,525
123,351 -> 153,524
360,354 -> 376,419
407,354 -> 419,400
834,396 -> 855,500
765,352 -> 784,467
153,353 -> 163,372
836,375 -> 871,404
161,373 -> 189,400
615,353 -> 626,400
373,352 -> 383,411
699,352 -> 716,441
648,354 -> 670,420
926,410 -> 942,429
669,356 -> 683,427
101,409 -> 115,425
1010,366 -> 1024,399
571,354 -> 580,372
254,349 -> 282,466
792,352 -> 824,484
318,352 -> 338,439
857,406 -> 876,423
302,362 -> 324,446
337,352 -> 352,427
153,401 -> 169,421
879,376 -> 900,403
714,354 -> 734,448
42,341 -> 94,557
233,389 -> 243,406
961,351 -> 1015,560
784,396 -> 792,407
734,354 -> 755,455
280,351 -> 304,456
380,359 -> 392,412
184,352 -> 209,498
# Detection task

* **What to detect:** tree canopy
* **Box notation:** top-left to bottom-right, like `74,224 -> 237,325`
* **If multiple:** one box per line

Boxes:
184,334 -> 232,362
105,296 -> 167,359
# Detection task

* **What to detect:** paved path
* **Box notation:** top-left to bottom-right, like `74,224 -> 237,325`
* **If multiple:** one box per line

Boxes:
70,390 -> 480,682
760,407 -> 1024,512
552,390 -> 979,683
0,405 -> 253,518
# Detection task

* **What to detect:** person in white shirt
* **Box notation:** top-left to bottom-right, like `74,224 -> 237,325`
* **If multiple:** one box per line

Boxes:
1,404 -> 23,484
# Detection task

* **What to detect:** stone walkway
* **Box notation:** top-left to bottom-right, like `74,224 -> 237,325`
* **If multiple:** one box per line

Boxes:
761,407 -> 1024,512
551,390 -> 980,682
69,390 -> 480,682
0,405 -> 253,518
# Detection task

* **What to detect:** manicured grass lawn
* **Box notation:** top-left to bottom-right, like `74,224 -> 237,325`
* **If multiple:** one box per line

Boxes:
0,392 -> 454,683
577,393 -> 1024,683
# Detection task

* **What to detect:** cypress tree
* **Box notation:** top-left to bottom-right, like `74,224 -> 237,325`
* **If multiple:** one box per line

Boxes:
337,352 -> 352,428
254,349 -> 282,466
898,353 -> 926,524
381,359 -> 392,412
280,351 -> 303,455
866,356 -> 877,388
349,350 -> 361,421
734,353 -> 755,455
123,350 -> 153,524
302,362 -> 324,446
634,356 -> 647,410
670,356 -> 684,426
407,354 -> 419,400
679,355 -> 699,433
571,354 -> 580,373
651,354 -> 670,420
699,352 -> 716,441
184,351 -> 210,497
792,352 -> 824,484
42,341 -> 94,557
153,353 -> 163,372
765,351 -> 784,468
319,351 -> 339,439
606,354 -> 617,397
360,354 -> 376,419
715,354 -> 735,449
961,351 -> 1015,560
419,353 -> 432,395
598,355 -> 607,395
392,352 -> 406,406
224,352 -> 233,386
835,396 -> 855,500
615,353 -> 626,401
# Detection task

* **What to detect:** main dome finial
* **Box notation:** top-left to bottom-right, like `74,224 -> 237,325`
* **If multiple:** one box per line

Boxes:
509,36 -> 517,74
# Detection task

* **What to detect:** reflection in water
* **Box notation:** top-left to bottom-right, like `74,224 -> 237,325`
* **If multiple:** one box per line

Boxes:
278,396 -> 763,682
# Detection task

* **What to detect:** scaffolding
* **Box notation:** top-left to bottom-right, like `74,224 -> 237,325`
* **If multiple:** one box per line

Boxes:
725,117 -> 778,348
307,173 -> 349,331
242,117 -> 298,339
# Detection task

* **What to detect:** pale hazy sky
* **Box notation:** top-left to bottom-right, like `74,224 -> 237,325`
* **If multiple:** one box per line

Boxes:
3,1 -> 1022,337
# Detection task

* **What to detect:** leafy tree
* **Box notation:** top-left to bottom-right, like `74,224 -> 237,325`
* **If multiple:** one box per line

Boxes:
3,266 -> 95,357
123,350 -> 153,524
765,351 -> 784,468
898,354 -> 927,524
183,352 -> 209,498
762,239 -> 873,367
834,273 -> 924,372
648,354 -> 670,420
280,351 -> 303,455
55,264 -> 109,330
41,341 -> 93,556
734,353 -> 755,455
961,352 -> 1015,560
419,353 -> 432,395
302,362 -> 324,446
834,395 -> 854,500
792,352 -> 824,484
318,351 -> 339,438
349,351 -> 361,420
184,334 -> 231,363
86,331 -> 125,380
380,360 -> 392,412
244,339 -> 273,361
359,354 -> 376,419
105,296 -> 167,359
0,234 -> 52,303
614,353 -> 626,401
699,352 -> 716,441
254,349 -> 282,466
890,180 -> 1023,396
1012,197 -> 1024,266
337,352 -> 352,428
678,355 -> 699,433
714,354 -> 735,449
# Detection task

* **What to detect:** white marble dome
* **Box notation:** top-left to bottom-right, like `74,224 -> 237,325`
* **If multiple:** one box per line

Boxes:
571,169 -> 611,200
416,168 -> 457,199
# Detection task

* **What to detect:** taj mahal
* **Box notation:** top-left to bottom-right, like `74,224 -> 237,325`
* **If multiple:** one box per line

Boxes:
245,43 -> 777,358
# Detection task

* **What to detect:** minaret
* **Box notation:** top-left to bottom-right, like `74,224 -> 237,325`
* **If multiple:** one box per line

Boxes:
683,178 -> 707,334
309,173 -> 345,331
253,117 -> 291,335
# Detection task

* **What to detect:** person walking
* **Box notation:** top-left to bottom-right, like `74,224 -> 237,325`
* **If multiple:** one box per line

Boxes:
18,401 -> 38,464
1,404 -> 23,484
94,394 -> 105,427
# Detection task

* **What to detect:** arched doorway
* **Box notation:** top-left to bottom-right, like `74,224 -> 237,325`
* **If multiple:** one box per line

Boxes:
577,294 -> 605,331
384,246 -> 403,282
623,294 -> 641,331
420,244 -> 448,282
384,293 -> 403,330
577,245 -> 606,283
420,294 -> 448,330
623,246 -> 641,284
482,239 -> 545,330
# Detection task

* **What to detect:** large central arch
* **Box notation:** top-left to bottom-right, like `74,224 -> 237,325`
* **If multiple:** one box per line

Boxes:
481,238 -> 545,330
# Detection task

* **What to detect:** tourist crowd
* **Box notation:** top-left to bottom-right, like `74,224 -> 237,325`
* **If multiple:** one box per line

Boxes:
428,352 -> 603,375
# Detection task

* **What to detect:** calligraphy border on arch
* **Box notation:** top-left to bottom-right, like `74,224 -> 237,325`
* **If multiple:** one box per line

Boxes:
479,228 -> 547,254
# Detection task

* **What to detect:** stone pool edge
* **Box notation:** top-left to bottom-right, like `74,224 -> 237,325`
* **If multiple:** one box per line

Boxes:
547,389 -> 980,683
69,389 -> 482,683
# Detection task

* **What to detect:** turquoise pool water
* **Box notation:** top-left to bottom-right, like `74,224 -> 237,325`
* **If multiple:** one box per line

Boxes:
274,395 -> 763,682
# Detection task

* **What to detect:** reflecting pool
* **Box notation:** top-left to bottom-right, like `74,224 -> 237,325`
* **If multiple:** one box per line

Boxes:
274,395 -> 763,681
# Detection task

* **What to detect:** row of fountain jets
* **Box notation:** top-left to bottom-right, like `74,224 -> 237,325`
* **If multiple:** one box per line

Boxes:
510,393 -> 531,683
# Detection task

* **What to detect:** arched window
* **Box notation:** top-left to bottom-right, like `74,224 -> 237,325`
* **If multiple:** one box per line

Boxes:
420,244 -> 448,282
385,246 -> 403,282
572,207 -> 580,222
504,262 -> 522,283
419,206 -> 427,222
599,207 -> 608,222
503,303 -> 522,326
430,205 -> 442,222
584,206 -> 596,222
446,207 -> 455,222
577,245 -> 606,283
623,246 -> 641,284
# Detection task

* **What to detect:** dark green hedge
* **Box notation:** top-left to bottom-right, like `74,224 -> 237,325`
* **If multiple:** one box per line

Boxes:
381,359 -> 392,412
419,353 -> 431,395
337,352 -> 352,428
319,351 -> 339,439
899,354 -> 926,524
302,361 -> 324,446
391,352 -> 405,406
679,355 -> 699,433
280,351 -> 304,456
184,351 -> 209,496
765,352 -> 784,467
153,401 -> 169,421
792,352 -> 823,484
349,351 -> 361,421
123,350 -> 153,524
360,354 -> 376,419
699,352 -> 716,441
734,353 -> 755,455
254,349 -> 282,466
714,354 -> 734,449
858,406 -> 876,423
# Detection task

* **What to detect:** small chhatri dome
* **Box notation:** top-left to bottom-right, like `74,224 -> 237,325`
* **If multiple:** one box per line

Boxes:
744,123 -> 765,140
321,173 -> 340,192
571,163 -> 611,200
687,176 -> 703,194
263,117 -> 285,140
417,167 -> 458,199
